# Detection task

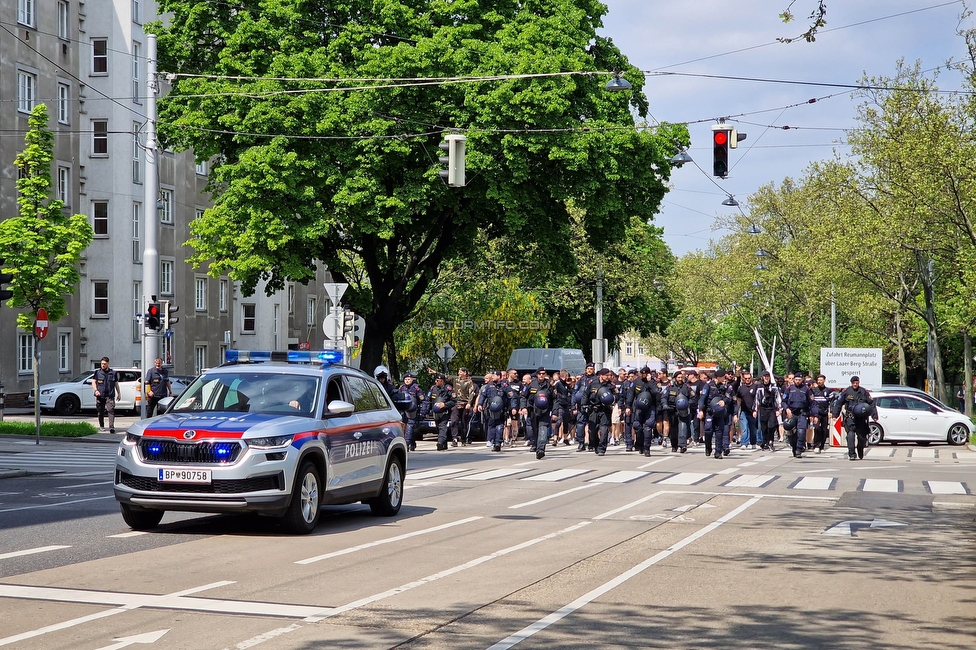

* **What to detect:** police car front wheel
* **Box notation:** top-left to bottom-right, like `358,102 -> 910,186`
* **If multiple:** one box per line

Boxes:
120,503 -> 164,530
284,462 -> 321,534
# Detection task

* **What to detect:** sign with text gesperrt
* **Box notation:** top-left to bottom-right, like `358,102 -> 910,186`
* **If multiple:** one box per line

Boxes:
819,348 -> 883,388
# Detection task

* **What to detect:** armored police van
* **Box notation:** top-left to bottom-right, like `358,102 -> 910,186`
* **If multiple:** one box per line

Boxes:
506,348 -> 587,376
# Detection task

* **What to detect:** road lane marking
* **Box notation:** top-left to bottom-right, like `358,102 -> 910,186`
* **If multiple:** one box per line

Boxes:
0,607 -> 128,647
522,469 -> 591,482
456,468 -> 531,481
509,485 -> 596,510
861,479 -> 901,493
0,545 -> 71,561
226,624 -> 302,650
925,481 -> 969,495
589,471 -> 648,484
0,495 -> 114,513
486,497 -> 763,650
593,491 -> 669,520
716,467 -> 738,475
295,517 -> 483,564
107,531 -> 148,539
407,467 -> 471,481
57,481 -> 114,489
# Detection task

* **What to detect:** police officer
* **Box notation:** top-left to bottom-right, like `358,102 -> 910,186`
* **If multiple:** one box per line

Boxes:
551,369 -> 573,447
699,370 -> 731,458
684,370 -> 702,447
477,370 -> 509,452
427,374 -> 456,451
663,371 -> 690,453
832,375 -> 878,460
144,357 -> 172,418
753,371 -> 780,452
93,356 -> 122,433
397,372 -> 425,452
583,368 -> 616,455
574,362 -> 597,451
630,367 -> 659,456
373,365 -> 397,399
502,369 -> 522,447
521,367 -> 554,459
810,374 -> 834,454
782,373 -> 813,458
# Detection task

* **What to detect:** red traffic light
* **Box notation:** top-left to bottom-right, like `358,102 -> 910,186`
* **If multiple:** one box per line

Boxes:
147,304 -> 160,318
713,131 -> 728,146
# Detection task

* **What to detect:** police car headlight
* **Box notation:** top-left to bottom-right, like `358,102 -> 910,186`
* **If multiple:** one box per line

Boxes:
248,435 -> 293,449
124,433 -> 141,445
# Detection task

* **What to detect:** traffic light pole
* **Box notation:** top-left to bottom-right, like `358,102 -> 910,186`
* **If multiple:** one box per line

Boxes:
141,34 -> 160,419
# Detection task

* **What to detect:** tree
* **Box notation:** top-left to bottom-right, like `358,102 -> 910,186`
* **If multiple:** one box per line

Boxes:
150,0 -> 689,370
0,105 -> 94,436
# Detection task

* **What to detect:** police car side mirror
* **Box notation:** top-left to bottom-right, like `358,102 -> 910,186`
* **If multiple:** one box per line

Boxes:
326,400 -> 355,417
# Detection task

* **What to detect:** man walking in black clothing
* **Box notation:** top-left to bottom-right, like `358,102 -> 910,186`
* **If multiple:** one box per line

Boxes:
93,357 -> 122,433
144,357 -> 172,418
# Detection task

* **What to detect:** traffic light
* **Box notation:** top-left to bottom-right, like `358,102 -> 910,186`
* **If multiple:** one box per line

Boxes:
146,302 -> 161,330
163,302 -> 179,330
712,124 -> 732,178
342,309 -> 355,335
0,258 -> 13,302
438,133 -> 466,187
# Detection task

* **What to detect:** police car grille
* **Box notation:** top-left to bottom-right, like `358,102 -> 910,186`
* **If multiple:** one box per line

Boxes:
118,470 -> 283,493
139,440 -> 243,464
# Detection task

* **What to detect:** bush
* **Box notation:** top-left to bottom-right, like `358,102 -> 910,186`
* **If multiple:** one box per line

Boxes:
0,421 -> 98,438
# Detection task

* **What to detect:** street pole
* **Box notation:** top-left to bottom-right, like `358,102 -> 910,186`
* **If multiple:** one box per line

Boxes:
830,284 -> 836,348
34,335 -> 40,445
595,265 -> 603,370
141,34 -> 159,419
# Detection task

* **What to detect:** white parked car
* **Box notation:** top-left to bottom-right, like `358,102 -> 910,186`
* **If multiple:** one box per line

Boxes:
868,389 -> 973,446
29,368 -> 144,416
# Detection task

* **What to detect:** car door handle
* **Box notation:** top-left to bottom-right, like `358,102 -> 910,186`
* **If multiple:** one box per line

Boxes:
353,432 -> 363,439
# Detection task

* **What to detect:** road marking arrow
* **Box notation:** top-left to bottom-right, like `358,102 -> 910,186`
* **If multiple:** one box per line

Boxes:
95,629 -> 169,650
823,518 -> 907,537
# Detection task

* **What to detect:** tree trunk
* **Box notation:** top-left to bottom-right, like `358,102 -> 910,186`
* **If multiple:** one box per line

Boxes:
917,253 -> 947,402
894,310 -> 908,385
964,330 -> 972,417
385,336 -> 399,379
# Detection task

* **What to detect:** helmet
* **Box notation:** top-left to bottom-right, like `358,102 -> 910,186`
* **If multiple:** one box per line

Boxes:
709,396 -> 726,415
675,395 -> 690,416
597,387 -> 615,406
488,395 -> 505,413
852,402 -> 872,418
432,401 -> 447,414
572,390 -> 584,406
533,392 -> 550,411
373,365 -> 390,379
393,392 -> 418,413
634,392 -> 651,410
782,415 -> 798,431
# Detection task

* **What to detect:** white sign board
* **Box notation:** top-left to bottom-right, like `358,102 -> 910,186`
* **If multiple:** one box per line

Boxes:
820,348 -> 883,388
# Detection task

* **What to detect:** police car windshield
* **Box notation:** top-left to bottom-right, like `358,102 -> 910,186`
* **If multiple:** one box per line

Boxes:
172,372 -> 320,417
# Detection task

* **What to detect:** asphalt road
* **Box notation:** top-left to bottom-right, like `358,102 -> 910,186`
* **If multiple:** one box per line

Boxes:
0,435 -> 974,650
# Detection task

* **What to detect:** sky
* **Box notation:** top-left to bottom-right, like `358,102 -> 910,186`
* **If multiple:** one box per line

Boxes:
599,0 -> 973,256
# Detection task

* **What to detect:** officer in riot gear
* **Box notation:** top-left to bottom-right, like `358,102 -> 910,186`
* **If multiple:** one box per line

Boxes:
477,370 -> 509,452
574,362 -> 597,451
699,370 -> 731,458
521,368 -> 554,459
782,373 -> 813,458
396,372 -> 425,452
831,376 -> 877,460
810,374 -> 835,453
427,374 -> 457,451
583,368 -> 616,455
551,369 -> 573,446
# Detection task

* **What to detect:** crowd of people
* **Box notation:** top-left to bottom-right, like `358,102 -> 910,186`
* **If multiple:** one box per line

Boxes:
376,364 -> 879,462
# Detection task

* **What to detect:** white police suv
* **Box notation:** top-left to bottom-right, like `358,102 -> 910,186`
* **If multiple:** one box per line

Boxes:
113,350 -> 407,533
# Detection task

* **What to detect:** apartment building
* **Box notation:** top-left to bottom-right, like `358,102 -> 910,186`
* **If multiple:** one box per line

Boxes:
0,1 -> 330,396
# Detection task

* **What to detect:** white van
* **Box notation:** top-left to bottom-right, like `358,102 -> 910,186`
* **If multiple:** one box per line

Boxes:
506,348 -> 587,376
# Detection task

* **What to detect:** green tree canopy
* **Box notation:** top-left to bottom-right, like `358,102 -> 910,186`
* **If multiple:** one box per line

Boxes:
151,0 -> 688,369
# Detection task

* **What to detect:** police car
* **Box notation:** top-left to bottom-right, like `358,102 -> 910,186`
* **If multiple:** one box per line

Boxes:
113,350 -> 407,534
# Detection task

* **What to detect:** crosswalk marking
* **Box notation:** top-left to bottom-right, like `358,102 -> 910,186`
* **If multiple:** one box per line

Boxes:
910,448 -> 937,459
589,471 -> 648,484
455,468 -> 531,481
0,448 -> 118,472
655,472 -> 712,486
925,481 -> 969,495
792,476 -> 835,491
724,474 -> 777,488
862,479 -> 901,493
522,469 -> 592,482
407,467 -> 471,481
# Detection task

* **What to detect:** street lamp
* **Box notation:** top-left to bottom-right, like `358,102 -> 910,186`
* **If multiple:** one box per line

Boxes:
671,148 -> 693,166
605,71 -> 633,91
722,195 -> 738,207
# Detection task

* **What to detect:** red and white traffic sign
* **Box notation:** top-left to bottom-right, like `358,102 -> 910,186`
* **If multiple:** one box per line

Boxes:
34,308 -> 49,340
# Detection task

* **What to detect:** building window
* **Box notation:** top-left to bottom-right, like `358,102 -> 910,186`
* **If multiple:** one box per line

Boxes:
92,38 -> 108,74
242,304 -> 256,333
638,344 -> 646,356
131,42 -> 141,103
93,280 -> 109,316
132,203 -> 141,263
92,119 -> 108,155
17,71 -> 36,113
18,0 -> 35,28
132,281 -> 141,342
132,0 -> 141,24
58,331 -> 71,373
160,259 -> 173,295
194,345 -> 207,375
58,1 -> 69,39
195,277 -> 207,311
57,83 -> 70,124
132,122 -> 141,183
162,336 -> 173,366
307,296 -> 316,327
159,189 -> 173,224
287,284 -> 295,314
219,279 -> 228,312
18,334 -> 34,374
195,160 -> 207,175
57,167 -> 70,206
92,201 -> 108,236
625,342 -> 633,356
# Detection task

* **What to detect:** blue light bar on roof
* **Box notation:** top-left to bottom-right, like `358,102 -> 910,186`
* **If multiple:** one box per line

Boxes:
225,349 -> 344,365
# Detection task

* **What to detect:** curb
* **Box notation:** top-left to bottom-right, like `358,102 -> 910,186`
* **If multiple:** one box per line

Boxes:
0,433 -> 121,444
968,443 -> 976,453
0,469 -> 65,480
